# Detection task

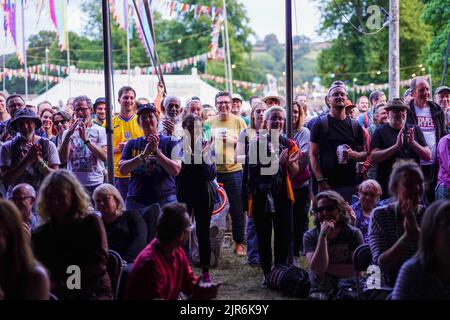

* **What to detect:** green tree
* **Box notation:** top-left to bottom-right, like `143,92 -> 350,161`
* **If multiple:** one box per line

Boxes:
317,0 -> 432,91
421,0 -> 450,86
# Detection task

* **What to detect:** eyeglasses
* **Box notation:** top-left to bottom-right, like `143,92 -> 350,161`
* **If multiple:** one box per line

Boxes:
315,205 -> 336,213
216,101 -> 231,106
10,195 -> 34,202
53,120 -> 67,126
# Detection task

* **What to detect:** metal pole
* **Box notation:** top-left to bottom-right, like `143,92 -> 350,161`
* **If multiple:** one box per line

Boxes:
127,17 -> 131,85
221,27 -> 229,91
222,0 -> 233,93
102,0 -> 115,185
45,46 -> 49,94
21,0 -> 28,99
65,0 -> 71,97
389,0 -> 400,99
285,0 -> 293,138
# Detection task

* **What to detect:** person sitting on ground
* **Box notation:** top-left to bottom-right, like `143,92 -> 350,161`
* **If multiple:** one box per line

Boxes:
391,200 -> 450,300
124,202 -> 221,300
31,170 -> 112,300
351,179 -> 382,243
177,114 -> 216,283
0,199 -> 50,300
9,183 -> 41,235
368,160 -> 426,288
93,183 -> 147,264
303,190 -> 364,300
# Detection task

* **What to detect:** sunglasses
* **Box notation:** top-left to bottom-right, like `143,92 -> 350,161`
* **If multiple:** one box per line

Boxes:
316,205 -> 336,213
53,120 -> 68,126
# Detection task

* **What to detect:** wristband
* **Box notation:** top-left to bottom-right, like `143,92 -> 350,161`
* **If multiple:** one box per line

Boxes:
84,139 -> 91,145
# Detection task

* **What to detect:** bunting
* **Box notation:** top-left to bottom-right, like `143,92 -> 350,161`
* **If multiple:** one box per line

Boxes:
352,75 -> 431,94
200,74 -> 266,91
47,0 -> 68,50
4,0 -> 26,64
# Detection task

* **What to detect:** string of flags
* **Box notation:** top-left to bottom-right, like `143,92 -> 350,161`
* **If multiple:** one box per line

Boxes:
200,74 -> 267,91
351,75 -> 431,93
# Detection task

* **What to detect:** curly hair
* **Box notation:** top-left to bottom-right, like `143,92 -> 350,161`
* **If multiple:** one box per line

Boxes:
312,190 -> 350,228
37,170 -> 91,221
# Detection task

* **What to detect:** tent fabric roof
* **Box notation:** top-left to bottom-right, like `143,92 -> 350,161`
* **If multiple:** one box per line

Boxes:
30,68 -> 220,112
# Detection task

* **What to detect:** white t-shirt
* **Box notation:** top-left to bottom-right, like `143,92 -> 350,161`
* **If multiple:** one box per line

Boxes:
0,136 -> 60,196
415,106 -> 436,165
62,123 -> 107,187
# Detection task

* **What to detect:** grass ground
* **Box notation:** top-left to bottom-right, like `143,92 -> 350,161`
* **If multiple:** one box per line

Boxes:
191,236 -> 310,300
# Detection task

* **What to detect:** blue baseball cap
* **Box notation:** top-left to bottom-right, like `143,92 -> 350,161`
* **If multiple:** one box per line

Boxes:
136,102 -> 158,115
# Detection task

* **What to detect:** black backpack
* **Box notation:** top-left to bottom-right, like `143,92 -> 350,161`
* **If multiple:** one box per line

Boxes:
267,264 -> 311,298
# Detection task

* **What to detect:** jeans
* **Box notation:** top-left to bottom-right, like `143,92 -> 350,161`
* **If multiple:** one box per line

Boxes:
217,171 -> 245,244
126,194 -> 177,211
115,177 -> 130,202
246,215 -> 260,264
436,183 -> 450,200
422,164 -> 437,204
293,185 -> 310,256
253,190 -> 293,275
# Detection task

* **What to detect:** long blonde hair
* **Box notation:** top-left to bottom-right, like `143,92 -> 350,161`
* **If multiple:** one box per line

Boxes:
0,200 -> 36,294
37,170 -> 91,220
293,101 -> 307,132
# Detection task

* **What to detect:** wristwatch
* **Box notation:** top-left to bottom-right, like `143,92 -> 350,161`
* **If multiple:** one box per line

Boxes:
84,139 -> 91,145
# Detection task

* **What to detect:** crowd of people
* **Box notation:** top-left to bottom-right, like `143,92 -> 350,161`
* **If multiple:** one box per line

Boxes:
0,78 -> 449,300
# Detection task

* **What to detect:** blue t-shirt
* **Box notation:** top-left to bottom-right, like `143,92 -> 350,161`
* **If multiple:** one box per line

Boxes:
121,135 -> 181,205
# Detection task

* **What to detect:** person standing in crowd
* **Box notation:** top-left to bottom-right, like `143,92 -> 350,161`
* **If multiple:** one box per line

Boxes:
355,95 -> 369,119
206,91 -> 247,256
201,104 -> 216,121
0,199 -> 50,300
369,160 -> 426,288
32,170 -> 112,300
0,94 -> 26,142
231,93 -> 250,126
249,95 -> 262,106
59,95 -> 107,196
236,101 -> 268,266
0,108 -> 60,198
392,200 -> 450,300
291,101 -> 311,261
351,179 -> 382,243
403,88 -> 413,106
310,81 -> 367,203
262,94 -> 286,108
407,77 -> 446,204
247,106 -> 300,287
125,202 -> 221,300
38,107 -> 55,140
111,87 -> 143,201
177,114 -> 216,283
93,97 -> 107,127
119,103 -> 181,210
358,90 -> 386,129
0,92 -> 11,122
36,101 -> 52,116
51,111 -> 71,169
303,190 -> 364,300
367,102 -> 389,137
184,98 -> 203,118
370,98 -> 431,199
158,96 -> 184,139
436,132 -> 450,200
93,183 -> 147,264
434,86 -> 450,133
10,183 -> 41,234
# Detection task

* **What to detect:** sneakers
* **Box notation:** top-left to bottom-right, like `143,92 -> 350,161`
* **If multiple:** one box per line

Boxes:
261,274 -> 270,289
201,272 -> 211,284
234,243 -> 246,256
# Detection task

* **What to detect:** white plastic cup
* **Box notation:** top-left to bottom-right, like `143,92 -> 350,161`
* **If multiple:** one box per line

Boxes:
337,145 -> 347,164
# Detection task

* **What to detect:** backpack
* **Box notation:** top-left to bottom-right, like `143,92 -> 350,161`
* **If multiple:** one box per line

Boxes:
267,264 -> 311,298
318,115 -> 360,144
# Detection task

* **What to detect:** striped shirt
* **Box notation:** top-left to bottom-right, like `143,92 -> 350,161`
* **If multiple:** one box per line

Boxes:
392,256 -> 450,300
368,203 -> 424,287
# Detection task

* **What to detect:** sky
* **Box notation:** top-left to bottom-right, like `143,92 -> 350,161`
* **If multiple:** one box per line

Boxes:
0,0 -> 324,57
